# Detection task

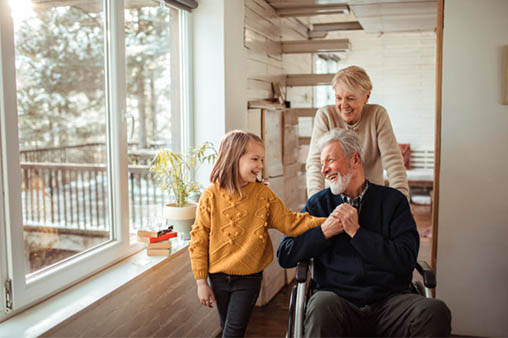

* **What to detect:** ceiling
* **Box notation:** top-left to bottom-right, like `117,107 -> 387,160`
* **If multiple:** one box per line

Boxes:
266,0 -> 437,34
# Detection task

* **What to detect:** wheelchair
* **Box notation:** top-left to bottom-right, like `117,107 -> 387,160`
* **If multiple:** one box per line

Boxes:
286,260 -> 437,338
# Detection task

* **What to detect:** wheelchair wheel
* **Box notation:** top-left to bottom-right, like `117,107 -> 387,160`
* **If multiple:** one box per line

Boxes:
287,285 -> 297,338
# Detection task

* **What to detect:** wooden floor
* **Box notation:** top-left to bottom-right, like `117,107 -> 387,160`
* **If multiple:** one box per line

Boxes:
245,203 -> 433,338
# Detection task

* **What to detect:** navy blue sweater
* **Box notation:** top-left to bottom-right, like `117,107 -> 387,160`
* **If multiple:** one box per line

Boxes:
276,183 -> 419,307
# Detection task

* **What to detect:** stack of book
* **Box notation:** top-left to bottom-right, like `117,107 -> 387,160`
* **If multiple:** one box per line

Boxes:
137,226 -> 177,256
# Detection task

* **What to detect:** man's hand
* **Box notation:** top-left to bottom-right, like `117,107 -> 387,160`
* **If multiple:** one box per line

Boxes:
335,203 -> 360,237
321,207 -> 344,239
196,279 -> 216,308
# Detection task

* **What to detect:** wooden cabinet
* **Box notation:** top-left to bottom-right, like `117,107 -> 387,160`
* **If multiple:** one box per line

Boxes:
248,107 -> 306,305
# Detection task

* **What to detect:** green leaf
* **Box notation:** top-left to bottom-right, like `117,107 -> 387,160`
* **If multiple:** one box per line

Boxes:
149,143 -> 217,207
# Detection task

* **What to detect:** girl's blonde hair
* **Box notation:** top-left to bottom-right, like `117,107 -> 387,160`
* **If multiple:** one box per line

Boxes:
331,65 -> 372,97
210,130 -> 264,195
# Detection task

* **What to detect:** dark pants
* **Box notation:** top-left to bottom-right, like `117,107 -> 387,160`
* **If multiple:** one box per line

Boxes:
209,272 -> 263,338
304,291 -> 452,337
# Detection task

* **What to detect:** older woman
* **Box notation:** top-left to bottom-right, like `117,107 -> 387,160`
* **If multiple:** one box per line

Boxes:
306,65 -> 409,198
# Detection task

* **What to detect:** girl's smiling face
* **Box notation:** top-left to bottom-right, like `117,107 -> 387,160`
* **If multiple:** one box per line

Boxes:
238,141 -> 264,186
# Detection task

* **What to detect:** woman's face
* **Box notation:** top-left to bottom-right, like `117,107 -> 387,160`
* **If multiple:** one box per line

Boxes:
334,86 -> 369,125
238,141 -> 264,187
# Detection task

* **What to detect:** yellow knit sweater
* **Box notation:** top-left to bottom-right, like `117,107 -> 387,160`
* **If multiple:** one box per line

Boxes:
189,182 -> 325,280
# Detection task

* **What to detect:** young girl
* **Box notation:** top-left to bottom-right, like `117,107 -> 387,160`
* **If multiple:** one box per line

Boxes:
189,130 -> 336,338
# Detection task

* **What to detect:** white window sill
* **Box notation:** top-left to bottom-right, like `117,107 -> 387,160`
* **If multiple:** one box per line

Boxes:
0,241 -> 189,338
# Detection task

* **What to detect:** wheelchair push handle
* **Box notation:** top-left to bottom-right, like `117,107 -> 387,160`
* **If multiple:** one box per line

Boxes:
295,261 -> 309,283
415,260 -> 436,289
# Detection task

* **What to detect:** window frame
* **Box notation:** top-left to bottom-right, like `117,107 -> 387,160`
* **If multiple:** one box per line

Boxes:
0,0 -> 191,321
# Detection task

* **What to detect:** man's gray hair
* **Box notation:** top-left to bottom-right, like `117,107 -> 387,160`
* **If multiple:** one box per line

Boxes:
317,128 -> 363,160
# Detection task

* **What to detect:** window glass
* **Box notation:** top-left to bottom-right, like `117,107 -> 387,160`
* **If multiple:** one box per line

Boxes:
12,0 -> 109,276
314,56 -> 328,108
314,55 -> 338,108
1,0 -> 189,316
124,3 -> 181,234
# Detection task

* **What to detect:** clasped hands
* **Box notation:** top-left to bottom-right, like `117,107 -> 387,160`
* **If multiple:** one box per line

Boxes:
321,203 -> 360,239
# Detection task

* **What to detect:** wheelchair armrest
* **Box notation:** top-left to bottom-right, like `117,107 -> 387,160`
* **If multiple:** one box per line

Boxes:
295,261 -> 309,283
415,260 -> 436,289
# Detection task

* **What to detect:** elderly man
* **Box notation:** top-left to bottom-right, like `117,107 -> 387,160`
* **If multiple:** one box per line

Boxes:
277,128 -> 451,337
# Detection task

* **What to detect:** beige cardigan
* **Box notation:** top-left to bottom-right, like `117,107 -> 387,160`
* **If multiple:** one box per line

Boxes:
305,104 -> 409,198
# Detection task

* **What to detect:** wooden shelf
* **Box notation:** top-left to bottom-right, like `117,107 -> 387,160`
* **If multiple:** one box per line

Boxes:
281,39 -> 351,54
275,4 -> 349,17
286,74 -> 334,86
312,21 -> 363,32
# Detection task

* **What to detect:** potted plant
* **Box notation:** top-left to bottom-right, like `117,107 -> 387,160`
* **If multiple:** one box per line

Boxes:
150,142 -> 216,240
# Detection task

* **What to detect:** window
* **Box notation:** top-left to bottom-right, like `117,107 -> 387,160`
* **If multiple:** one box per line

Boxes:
125,4 -> 182,231
15,0 -> 110,276
0,0 -> 190,320
313,54 -> 339,108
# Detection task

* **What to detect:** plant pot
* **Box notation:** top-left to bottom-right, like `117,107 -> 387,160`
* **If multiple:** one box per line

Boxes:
163,202 -> 197,241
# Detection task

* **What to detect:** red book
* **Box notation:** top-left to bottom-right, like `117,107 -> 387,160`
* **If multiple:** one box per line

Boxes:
149,231 -> 177,243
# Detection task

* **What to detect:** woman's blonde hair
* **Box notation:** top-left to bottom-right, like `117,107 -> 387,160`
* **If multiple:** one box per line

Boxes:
210,130 -> 263,195
331,65 -> 372,97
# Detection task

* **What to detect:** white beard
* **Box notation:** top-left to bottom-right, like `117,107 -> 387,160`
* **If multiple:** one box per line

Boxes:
328,171 -> 353,195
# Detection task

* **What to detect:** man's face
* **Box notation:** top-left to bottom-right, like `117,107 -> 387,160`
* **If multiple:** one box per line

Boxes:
320,141 -> 353,195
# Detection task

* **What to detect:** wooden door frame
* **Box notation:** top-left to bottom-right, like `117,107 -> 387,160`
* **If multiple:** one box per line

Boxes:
431,0 -> 444,270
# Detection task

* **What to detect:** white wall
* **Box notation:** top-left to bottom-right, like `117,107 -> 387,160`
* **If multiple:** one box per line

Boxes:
437,0 -> 508,336
192,0 -> 246,184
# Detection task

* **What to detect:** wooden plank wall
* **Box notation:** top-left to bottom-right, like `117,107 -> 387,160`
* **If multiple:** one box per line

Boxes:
245,0 -> 313,104
245,0 -> 284,100
245,0 -> 314,294
323,30 -> 436,149
42,250 -> 221,338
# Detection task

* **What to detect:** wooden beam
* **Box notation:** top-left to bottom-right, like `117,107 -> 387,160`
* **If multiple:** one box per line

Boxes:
275,4 -> 349,17
431,0 -> 443,276
286,74 -> 334,86
312,21 -> 363,32
281,39 -> 351,54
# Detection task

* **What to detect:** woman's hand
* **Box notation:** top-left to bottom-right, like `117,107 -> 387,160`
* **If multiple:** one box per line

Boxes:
196,279 -> 216,308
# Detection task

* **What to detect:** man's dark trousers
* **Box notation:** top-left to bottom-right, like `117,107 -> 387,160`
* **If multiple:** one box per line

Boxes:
305,290 -> 451,337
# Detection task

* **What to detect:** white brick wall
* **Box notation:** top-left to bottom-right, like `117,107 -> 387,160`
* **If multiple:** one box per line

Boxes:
316,30 -> 437,150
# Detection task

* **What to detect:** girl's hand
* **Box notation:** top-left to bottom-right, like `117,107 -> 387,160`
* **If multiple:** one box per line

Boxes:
321,207 -> 344,239
196,279 -> 216,308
